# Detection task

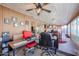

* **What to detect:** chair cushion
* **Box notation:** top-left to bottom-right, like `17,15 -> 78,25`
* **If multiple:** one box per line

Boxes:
26,41 -> 37,48
22,31 -> 32,39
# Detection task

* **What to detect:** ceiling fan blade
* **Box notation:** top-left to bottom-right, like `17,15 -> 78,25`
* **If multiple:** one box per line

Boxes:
33,3 -> 38,8
33,3 -> 42,8
42,8 -> 51,13
26,9 -> 34,11
42,3 -> 49,7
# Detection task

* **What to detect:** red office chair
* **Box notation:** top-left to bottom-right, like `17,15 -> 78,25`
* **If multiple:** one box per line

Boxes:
22,31 -> 37,56
22,31 -> 32,39
26,41 -> 37,48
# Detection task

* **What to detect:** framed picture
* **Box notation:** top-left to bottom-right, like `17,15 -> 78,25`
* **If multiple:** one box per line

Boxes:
20,22 -> 25,26
12,17 -> 17,23
4,18 -> 11,24
25,21 -> 29,25
14,22 -> 20,27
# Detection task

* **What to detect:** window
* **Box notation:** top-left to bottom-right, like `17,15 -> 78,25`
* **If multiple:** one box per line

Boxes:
62,25 -> 67,34
78,25 -> 79,36
68,24 -> 70,36
76,17 -> 79,36
71,19 -> 76,35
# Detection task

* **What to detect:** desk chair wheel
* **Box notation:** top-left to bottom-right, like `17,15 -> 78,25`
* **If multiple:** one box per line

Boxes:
41,50 -> 54,56
40,47 -> 56,56
23,47 -> 35,56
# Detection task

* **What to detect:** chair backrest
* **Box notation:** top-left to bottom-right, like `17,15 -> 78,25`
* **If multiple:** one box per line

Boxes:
22,31 -> 32,39
39,32 -> 52,47
2,32 -> 10,43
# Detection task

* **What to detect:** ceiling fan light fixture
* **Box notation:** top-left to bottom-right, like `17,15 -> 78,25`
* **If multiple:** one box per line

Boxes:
26,3 -> 51,16
36,8 -> 41,15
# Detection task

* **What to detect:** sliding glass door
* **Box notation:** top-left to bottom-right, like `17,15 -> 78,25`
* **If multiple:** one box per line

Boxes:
76,17 -> 79,37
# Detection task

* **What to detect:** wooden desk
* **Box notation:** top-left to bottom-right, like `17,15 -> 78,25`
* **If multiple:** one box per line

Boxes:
9,39 -> 25,49
8,38 -> 38,56
8,39 -> 27,56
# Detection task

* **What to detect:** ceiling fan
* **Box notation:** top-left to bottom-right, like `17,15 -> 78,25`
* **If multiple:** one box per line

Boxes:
26,3 -> 51,15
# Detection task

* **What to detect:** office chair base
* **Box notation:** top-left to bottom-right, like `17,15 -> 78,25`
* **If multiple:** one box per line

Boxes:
23,47 -> 36,56
40,47 -> 57,56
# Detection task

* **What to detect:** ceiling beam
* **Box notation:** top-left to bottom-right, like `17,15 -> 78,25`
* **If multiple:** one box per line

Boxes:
67,11 -> 79,25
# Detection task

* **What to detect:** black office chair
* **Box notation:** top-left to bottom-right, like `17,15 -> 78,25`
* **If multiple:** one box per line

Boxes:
39,32 -> 55,56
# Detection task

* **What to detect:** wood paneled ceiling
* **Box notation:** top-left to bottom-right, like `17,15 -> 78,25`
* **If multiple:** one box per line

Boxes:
1,3 -> 79,25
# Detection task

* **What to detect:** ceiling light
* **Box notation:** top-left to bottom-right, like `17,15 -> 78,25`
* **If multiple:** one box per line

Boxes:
26,3 -> 51,16
36,8 -> 41,15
